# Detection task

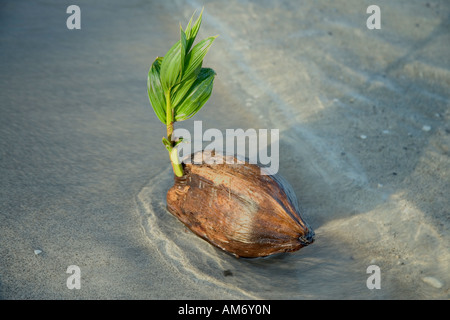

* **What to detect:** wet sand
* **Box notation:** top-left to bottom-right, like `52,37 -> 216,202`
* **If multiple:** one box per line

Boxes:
1,0 -> 449,299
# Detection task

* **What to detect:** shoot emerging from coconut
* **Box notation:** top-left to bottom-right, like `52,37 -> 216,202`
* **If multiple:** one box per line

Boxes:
146,9 -> 315,258
147,9 -> 217,177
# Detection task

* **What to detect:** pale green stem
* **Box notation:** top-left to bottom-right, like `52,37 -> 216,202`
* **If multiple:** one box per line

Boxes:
166,90 -> 184,177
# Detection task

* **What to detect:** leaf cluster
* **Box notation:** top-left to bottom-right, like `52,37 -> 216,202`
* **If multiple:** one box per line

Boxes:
148,9 -> 217,125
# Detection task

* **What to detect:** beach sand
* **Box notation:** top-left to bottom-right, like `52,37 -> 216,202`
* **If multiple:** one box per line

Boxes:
1,0 -> 449,299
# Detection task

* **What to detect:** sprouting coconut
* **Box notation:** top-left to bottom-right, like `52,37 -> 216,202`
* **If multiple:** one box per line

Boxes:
147,9 -> 314,258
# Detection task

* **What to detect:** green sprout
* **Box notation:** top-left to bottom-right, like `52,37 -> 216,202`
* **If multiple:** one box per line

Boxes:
147,9 -> 217,177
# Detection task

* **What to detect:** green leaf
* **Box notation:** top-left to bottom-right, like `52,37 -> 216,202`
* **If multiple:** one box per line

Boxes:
159,40 -> 182,93
183,36 -> 217,83
184,11 -> 195,36
173,137 -> 184,147
148,9 -> 217,127
147,57 -> 166,124
185,8 -> 203,52
175,68 -> 216,121
162,136 -> 172,151
171,63 -> 202,109
180,27 -> 187,77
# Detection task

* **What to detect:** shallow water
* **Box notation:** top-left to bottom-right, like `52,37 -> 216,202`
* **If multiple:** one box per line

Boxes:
137,167 -> 377,299
1,0 -> 448,299
137,0 -> 450,299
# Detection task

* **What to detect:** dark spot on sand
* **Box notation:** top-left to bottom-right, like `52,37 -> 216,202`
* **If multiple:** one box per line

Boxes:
223,270 -> 233,277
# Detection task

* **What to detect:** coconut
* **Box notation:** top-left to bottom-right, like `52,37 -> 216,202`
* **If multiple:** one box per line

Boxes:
166,150 -> 315,258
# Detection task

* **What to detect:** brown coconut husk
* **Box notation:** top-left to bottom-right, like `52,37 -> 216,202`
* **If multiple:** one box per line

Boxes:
166,150 -> 314,258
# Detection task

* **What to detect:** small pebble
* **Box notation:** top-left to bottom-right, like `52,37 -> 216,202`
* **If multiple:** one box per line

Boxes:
422,276 -> 443,289
360,135 -> 367,140
422,125 -> 431,132
223,270 -> 233,277
34,249 -> 42,255
382,130 -> 390,134
377,183 -> 383,188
